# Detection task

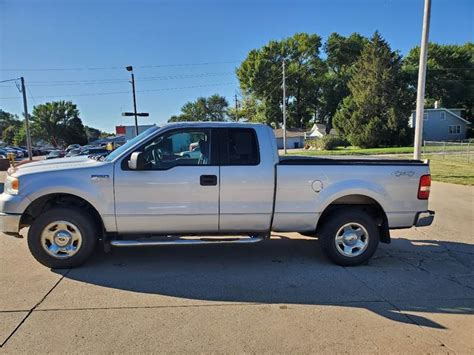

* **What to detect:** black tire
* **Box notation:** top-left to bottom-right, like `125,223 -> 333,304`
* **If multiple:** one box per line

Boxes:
319,209 -> 379,266
27,207 -> 98,269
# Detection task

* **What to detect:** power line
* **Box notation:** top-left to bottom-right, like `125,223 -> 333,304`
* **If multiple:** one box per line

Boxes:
0,82 -> 237,100
0,78 -> 20,84
26,85 -> 38,106
30,72 -> 234,87
0,72 -> 236,88
0,60 -> 241,72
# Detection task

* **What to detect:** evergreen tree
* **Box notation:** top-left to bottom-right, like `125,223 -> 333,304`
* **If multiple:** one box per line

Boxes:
333,32 -> 412,148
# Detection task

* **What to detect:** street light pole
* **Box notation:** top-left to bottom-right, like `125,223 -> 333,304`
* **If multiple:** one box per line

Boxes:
126,66 -> 139,137
282,61 -> 287,155
20,77 -> 33,161
413,0 -> 431,160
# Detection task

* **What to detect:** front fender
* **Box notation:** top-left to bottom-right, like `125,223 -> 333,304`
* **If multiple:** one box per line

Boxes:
20,168 -> 116,231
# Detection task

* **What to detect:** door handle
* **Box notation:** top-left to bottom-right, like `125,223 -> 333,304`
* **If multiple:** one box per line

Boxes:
200,175 -> 217,186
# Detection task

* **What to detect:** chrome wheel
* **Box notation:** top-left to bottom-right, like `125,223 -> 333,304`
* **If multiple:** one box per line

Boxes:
40,221 -> 83,259
334,222 -> 369,258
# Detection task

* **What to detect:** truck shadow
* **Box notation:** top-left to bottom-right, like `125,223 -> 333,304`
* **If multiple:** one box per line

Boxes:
55,236 -> 474,329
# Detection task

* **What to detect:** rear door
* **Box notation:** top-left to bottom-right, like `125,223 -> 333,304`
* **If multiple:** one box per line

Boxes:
218,127 -> 275,233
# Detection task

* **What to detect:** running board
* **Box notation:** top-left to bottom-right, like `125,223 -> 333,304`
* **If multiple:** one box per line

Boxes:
110,235 -> 264,247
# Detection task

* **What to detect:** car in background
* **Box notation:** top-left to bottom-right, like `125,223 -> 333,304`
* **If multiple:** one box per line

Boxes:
45,150 -> 65,160
0,148 -> 9,159
66,144 -> 81,152
4,147 -> 24,159
19,146 -> 43,156
64,147 -> 109,158
65,148 -> 82,157
80,147 -> 109,157
13,147 -> 28,156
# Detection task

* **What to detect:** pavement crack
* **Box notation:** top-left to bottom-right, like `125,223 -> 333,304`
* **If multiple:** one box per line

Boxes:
0,269 -> 70,348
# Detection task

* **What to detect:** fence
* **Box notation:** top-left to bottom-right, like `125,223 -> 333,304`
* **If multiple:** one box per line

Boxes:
422,140 -> 473,163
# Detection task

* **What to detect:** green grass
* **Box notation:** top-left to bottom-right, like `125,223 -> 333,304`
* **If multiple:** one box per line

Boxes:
289,148 -> 474,185
423,155 -> 474,186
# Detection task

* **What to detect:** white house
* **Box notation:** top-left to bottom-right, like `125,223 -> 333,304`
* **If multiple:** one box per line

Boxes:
306,123 -> 338,138
273,128 -> 306,149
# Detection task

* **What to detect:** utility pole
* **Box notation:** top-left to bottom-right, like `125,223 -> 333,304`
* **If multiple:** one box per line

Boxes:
282,61 -> 287,154
413,0 -> 431,160
234,94 -> 239,121
20,77 -> 33,161
126,66 -> 139,137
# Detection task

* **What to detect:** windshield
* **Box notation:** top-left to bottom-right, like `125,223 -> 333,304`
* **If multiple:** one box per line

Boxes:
104,126 -> 159,162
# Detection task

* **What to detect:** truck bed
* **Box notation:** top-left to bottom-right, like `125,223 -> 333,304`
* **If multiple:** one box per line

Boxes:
279,155 -> 428,166
272,155 -> 431,232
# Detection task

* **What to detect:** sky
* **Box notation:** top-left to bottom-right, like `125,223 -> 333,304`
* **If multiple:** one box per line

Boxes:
1,0 -> 472,132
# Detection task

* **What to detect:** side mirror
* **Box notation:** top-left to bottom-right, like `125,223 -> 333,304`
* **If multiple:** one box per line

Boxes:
128,151 -> 145,170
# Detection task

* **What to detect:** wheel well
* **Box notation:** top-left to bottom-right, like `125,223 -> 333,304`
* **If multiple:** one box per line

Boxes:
20,193 -> 105,235
316,195 -> 390,244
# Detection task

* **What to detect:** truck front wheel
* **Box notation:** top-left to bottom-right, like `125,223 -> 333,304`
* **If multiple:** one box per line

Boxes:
27,208 -> 98,269
319,209 -> 379,266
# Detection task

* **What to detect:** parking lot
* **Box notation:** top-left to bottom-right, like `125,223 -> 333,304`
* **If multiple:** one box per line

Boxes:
0,179 -> 473,353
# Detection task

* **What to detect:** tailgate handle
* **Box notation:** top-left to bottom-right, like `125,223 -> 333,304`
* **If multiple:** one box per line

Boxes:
200,175 -> 217,186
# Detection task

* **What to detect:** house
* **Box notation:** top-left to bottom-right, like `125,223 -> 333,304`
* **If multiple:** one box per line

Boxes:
306,123 -> 338,138
307,123 -> 327,138
409,105 -> 470,141
273,128 -> 306,149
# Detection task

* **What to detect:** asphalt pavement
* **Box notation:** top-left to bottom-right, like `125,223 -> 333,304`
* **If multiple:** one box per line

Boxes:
0,181 -> 473,353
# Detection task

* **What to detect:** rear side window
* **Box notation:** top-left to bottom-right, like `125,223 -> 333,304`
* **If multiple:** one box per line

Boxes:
221,128 -> 260,166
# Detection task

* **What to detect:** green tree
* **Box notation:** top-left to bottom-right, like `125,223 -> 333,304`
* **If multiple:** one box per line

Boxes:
63,116 -> 88,145
2,125 -> 16,145
13,126 -> 26,146
84,126 -> 101,142
84,126 -> 114,141
318,33 -> 368,130
237,33 -> 326,128
0,109 -> 21,137
228,95 -> 268,123
31,101 -> 87,146
333,32 -> 412,148
403,42 -> 474,120
169,94 -> 229,122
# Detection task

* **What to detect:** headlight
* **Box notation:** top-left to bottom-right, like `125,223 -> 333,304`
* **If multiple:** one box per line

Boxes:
4,176 -> 19,195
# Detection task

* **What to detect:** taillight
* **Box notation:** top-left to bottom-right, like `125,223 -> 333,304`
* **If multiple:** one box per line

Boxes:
418,174 -> 431,200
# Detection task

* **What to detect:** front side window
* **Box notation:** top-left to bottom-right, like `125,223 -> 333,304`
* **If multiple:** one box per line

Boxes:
139,129 -> 211,170
440,111 -> 446,120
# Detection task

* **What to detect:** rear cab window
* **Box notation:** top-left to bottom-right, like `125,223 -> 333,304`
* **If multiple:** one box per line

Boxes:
219,128 -> 260,166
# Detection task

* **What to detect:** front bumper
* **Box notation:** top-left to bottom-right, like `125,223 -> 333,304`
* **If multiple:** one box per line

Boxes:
0,212 -> 22,234
415,210 -> 435,227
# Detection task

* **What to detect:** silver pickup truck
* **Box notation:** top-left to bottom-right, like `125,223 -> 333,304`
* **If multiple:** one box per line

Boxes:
0,122 -> 434,268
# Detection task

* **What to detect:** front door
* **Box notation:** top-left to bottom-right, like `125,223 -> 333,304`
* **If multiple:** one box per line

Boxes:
114,128 -> 219,234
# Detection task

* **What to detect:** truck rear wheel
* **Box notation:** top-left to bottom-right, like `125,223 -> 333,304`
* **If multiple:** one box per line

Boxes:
319,209 -> 379,266
27,208 -> 98,269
